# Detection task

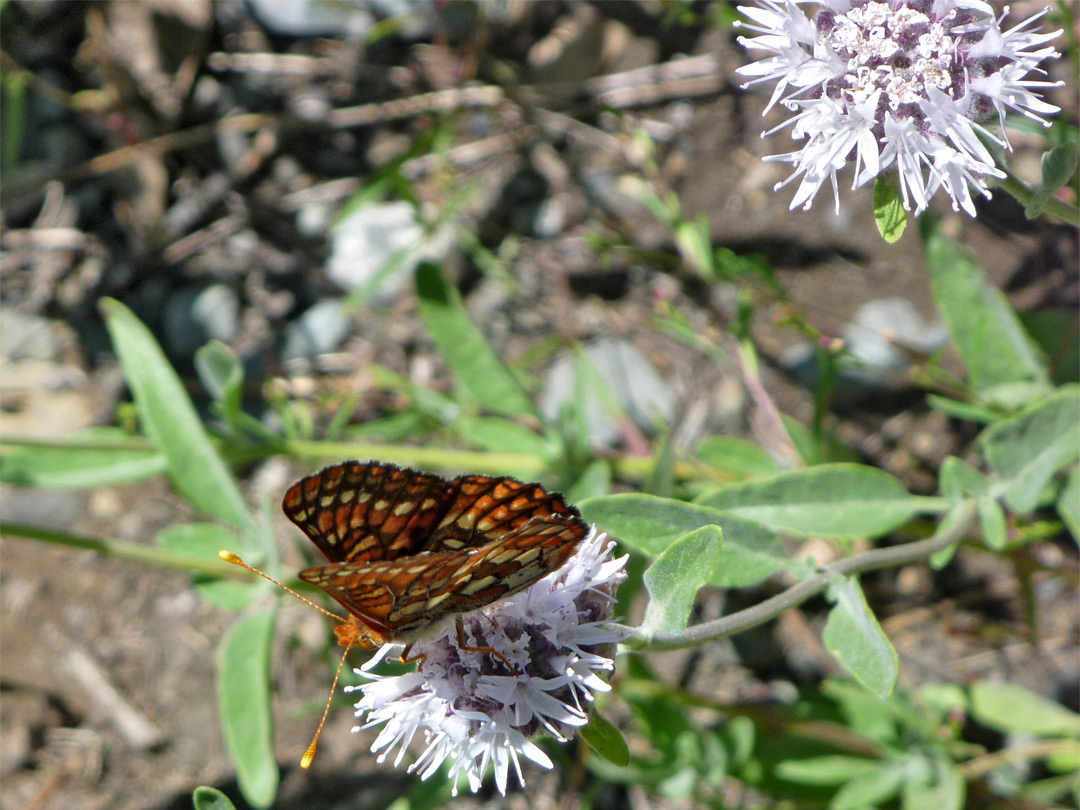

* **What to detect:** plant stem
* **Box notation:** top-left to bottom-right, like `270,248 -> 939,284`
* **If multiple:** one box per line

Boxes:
997,172 -> 1080,227
618,499 -> 977,652
958,738 -> 1079,780
0,522 -> 253,580
0,434 -> 715,482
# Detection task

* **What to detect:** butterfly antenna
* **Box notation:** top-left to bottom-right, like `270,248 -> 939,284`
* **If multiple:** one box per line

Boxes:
301,639 -> 353,769
218,550 -> 346,622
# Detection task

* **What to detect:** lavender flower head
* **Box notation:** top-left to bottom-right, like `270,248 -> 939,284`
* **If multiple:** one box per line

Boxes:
735,0 -> 1064,215
345,527 -> 627,796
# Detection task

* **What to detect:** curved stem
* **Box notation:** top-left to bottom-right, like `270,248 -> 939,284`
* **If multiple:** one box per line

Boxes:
997,172 -> 1080,228
618,499 -> 977,652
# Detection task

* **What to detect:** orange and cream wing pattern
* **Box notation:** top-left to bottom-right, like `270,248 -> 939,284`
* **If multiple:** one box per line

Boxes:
425,473 -> 584,553
297,515 -> 585,645
282,461 -> 586,563
282,461 -> 456,564
284,461 -> 589,647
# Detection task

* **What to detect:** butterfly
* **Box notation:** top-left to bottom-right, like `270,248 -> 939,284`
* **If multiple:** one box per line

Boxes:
282,460 -> 589,657
221,460 -> 588,767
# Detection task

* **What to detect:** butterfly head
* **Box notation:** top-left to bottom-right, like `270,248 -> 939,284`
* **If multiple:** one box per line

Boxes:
334,615 -> 388,651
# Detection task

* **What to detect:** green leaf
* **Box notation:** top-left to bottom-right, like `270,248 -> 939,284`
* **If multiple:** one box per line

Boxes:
195,341 -> 244,428
823,577 -> 898,698
979,386 -> 1080,513
675,216 -> 716,278
874,174 -> 907,243
641,525 -> 722,637
902,752 -> 964,810
415,262 -> 535,418
696,436 -> 783,479
976,497 -> 1007,551
1025,141 -> 1079,219
940,456 -> 988,502
776,756 -> 882,787
829,760 -> 906,810
919,683 -> 968,717
2,68 -> 28,170
579,494 -> 791,587
0,429 -> 167,488
979,381 -> 1053,411
643,434 -> 676,498
781,414 -> 857,465
101,299 -> 253,529
218,607 -> 279,809
157,524 -> 258,610
926,394 -> 1003,424
565,459 -> 611,503
921,219 -> 1050,398
1021,308 -> 1080,387
457,417 -> 554,459
929,501 -> 968,569
696,464 -> 925,538
822,679 -> 902,746
1059,465 -> 1080,543
191,786 -> 238,810
580,709 -> 630,766
970,681 -> 1080,737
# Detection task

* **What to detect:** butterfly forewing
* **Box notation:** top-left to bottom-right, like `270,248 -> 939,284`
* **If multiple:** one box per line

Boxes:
429,474 -> 582,552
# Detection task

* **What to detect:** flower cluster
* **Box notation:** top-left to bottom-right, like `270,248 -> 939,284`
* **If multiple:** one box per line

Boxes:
736,0 -> 1063,215
346,528 -> 628,795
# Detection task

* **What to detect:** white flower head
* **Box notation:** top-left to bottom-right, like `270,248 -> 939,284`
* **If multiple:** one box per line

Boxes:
345,528 -> 628,796
736,0 -> 1064,215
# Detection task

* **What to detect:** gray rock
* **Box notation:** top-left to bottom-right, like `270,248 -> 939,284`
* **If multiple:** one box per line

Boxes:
246,0 -> 375,38
0,308 -> 65,362
843,297 -> 949,368
281,299 -> 352,363
783,298 -> 949,410
542,338 -> 677,446
326,201 -> 453,304
163,284 -> 240,359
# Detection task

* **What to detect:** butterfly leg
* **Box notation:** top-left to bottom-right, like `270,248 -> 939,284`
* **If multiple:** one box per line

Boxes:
398,643 -> 428,670
455,615 -> 520,675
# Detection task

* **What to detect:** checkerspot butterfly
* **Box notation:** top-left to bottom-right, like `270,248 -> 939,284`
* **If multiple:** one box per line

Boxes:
220,460 -> 588,767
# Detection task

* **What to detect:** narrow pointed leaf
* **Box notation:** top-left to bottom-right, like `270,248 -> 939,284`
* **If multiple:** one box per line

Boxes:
101,299 -> 252,528
0,429 -> 166,488
921,220 -> 1050,397
416,263 -> 534,417
218,607 -> 279,808
581,709 -> 630,766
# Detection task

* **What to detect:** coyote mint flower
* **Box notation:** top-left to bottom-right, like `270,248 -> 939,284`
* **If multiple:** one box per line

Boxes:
736,0 -> 1063,215
346,528 -> 627,796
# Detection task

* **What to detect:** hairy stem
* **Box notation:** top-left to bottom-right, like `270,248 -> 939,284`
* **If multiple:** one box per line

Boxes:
618,499 -> 977,652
